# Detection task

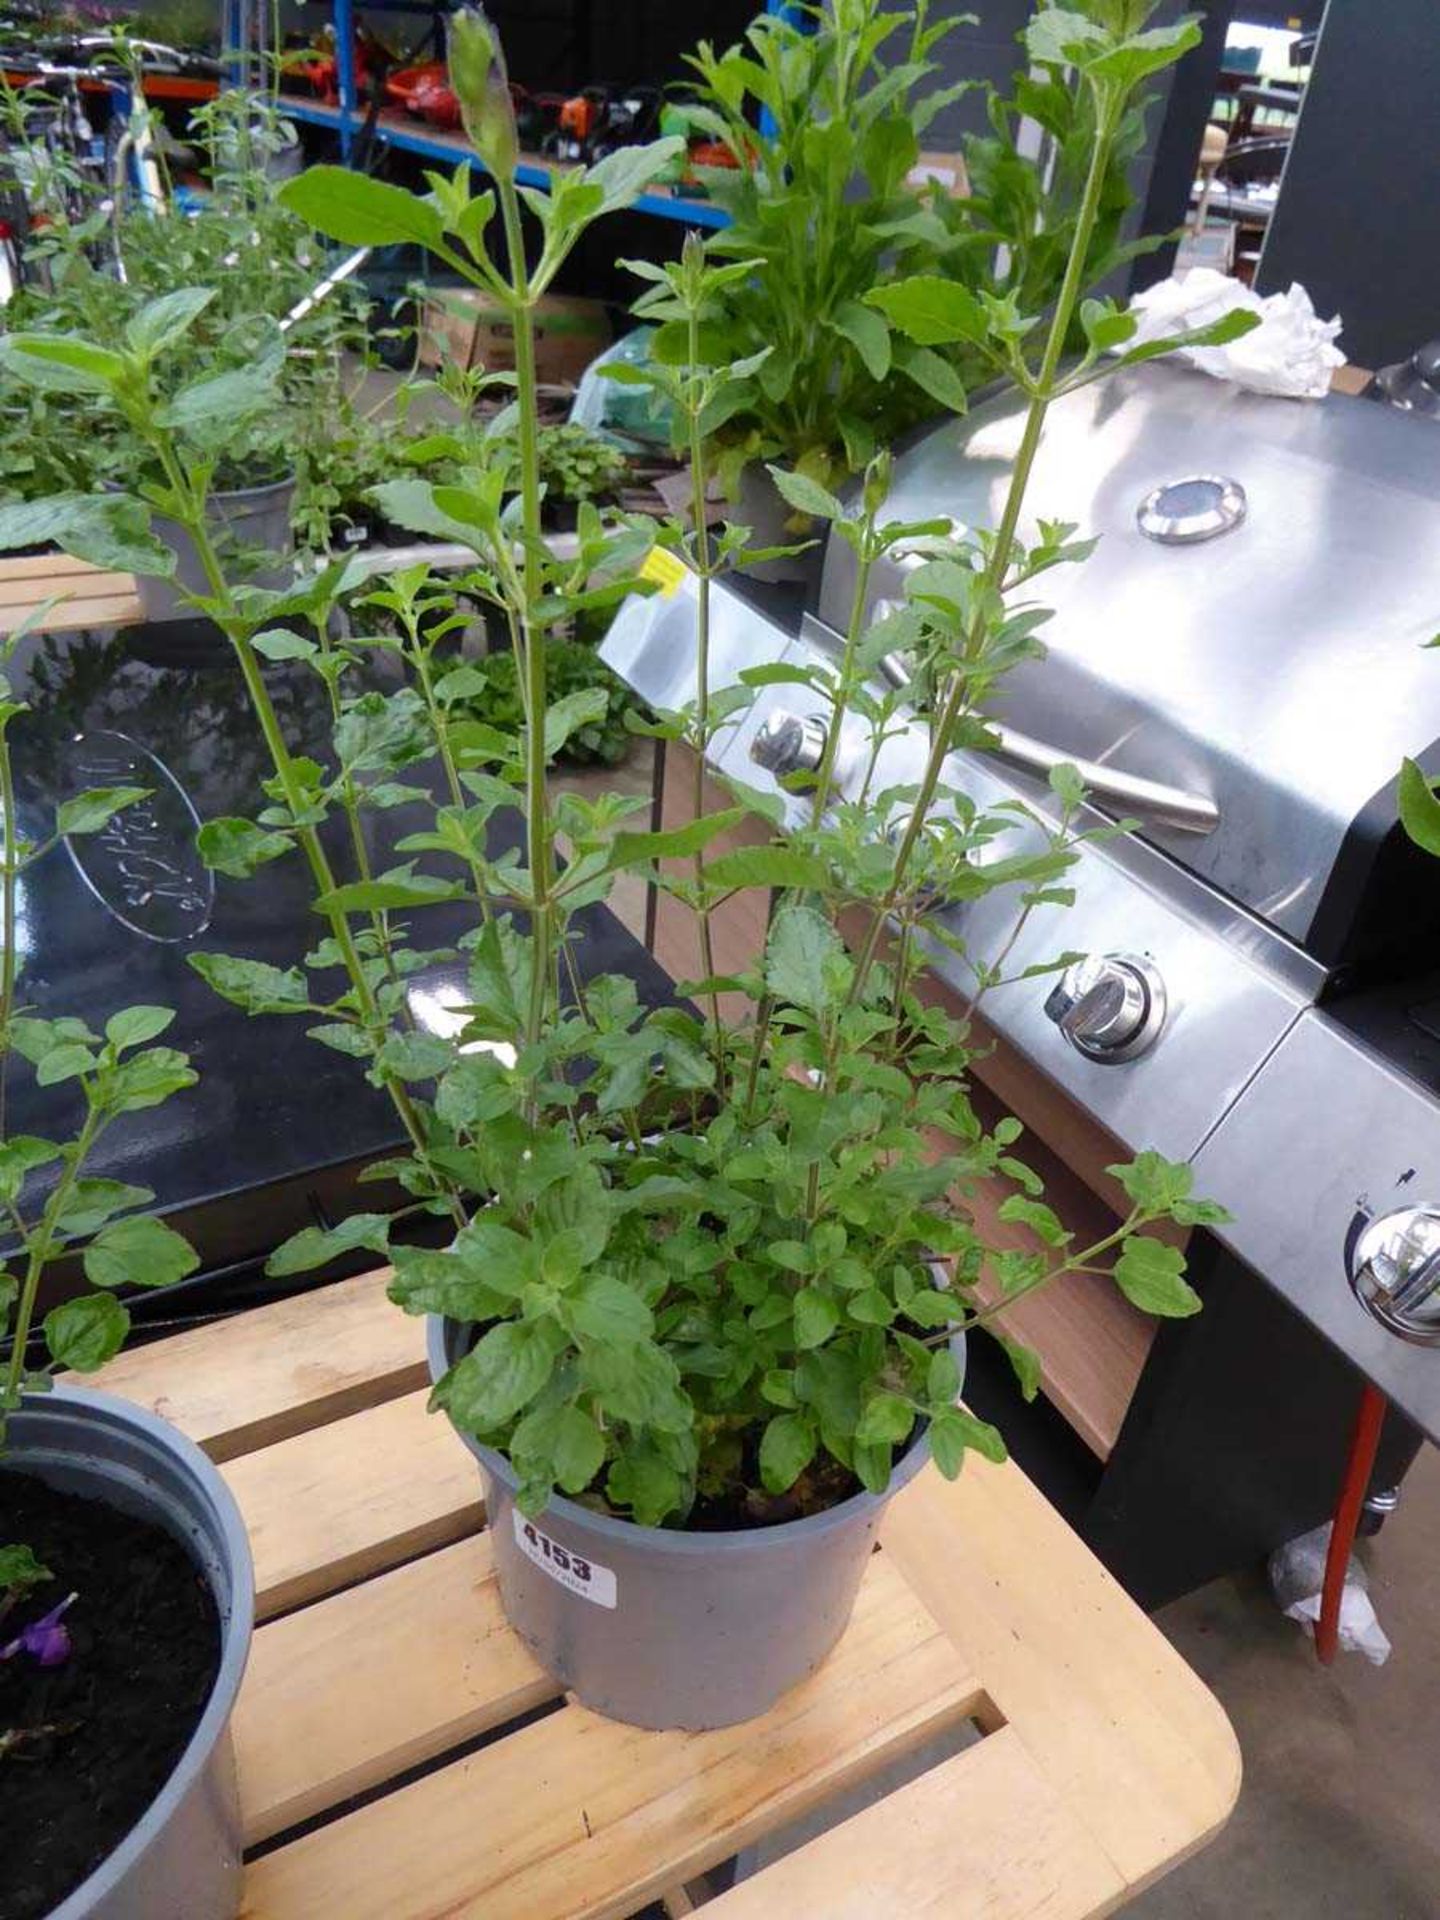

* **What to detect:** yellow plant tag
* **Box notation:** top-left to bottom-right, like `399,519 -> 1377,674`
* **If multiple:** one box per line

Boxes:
638,548 -> 689,598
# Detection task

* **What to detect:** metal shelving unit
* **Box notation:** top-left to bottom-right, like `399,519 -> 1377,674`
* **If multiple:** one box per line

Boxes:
253,0 -> 731,228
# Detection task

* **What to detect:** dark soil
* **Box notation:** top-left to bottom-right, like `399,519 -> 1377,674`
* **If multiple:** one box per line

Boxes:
0,1473 -> 221,1920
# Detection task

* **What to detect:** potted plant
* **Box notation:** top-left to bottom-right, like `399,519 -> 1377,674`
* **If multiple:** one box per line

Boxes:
0,2 -> 1248,1735
675,0 -> 1166,579
0,606 -> 253,1919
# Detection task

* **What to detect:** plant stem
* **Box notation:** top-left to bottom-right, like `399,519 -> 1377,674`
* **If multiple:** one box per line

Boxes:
2,1104 -> 101,1407
685,312 -> 726,1089
152,441 -> 465,1226
809,542 -> 874,823
498,179 -> 556,1065
0,726 -> 17,1139
843,99 -> 1121,1014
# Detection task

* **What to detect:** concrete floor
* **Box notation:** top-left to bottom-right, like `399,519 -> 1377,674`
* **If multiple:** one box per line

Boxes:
1131,1444 -> 1440,1919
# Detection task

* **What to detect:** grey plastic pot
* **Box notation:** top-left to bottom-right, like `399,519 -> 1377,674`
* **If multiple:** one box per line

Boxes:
428,1314 -> 962,1731
140,474 -> 296,623
6,1384 -> 254,1920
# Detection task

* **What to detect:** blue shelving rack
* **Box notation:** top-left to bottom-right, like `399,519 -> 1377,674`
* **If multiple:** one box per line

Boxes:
252,0 -> 731,228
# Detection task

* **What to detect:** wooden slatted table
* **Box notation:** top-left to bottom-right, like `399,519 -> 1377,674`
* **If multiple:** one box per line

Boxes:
90,1269 -> 1239,1919
0,553 -> 142,636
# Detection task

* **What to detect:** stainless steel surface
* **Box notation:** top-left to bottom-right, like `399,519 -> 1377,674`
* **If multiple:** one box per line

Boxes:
1136,473 -> 1247,544
707,615 -> 1308,1165
750,709 -> 828,777
1193,1013 -> 1440,1443
1043,952 -> 1168,1062
1350,1205 -> 1440,1345
818,359 -> 1440,944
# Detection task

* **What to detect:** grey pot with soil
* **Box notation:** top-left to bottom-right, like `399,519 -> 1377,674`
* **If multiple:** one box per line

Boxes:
428,1312 -> 961,1732
139,474 -> 296,624
3,1384 -> 254,1920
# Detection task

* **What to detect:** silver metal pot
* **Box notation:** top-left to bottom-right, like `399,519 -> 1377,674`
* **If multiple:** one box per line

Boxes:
428,1312 -> 961,1731
6,1385 -> 254,1920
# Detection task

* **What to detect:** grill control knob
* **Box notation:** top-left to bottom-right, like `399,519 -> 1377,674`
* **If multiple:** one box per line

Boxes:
1350,1205 -> 1440,1344
750,710 -> 828,778
1043,952 -> 1166,1062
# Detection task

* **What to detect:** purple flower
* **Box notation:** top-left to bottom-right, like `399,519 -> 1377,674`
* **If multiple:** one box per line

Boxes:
1,1592 -> 76,1668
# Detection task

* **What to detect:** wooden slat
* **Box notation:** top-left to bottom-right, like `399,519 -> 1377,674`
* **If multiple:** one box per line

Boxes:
882,1462 -> 1241,1897
239,1552 -> 988,1920
81,1268 -> 426,1461
0,552 -> 119,581
235,1534 -> 555,1843
227,1390 -> 483,1619
699,1726 -> 1123,1920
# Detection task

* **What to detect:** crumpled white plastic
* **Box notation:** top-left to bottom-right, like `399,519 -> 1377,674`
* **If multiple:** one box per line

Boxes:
1125,268 -> 1346,399
1268,1522 -> 1392,1665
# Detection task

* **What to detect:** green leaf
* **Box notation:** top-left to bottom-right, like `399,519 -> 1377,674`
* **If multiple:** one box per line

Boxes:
54,1178 -> 153,1237
704,846 -> 831,892
1079,297 -> 1137,353
0,1544 -> 51,1596
44,1292 -> 130,1371
992,1331 -> 1042,1402
313,867 -> 463,915
56,786 -> 149,837
511,1400 -> 606,1494
124,287 -> 215,360
34,1042 -> 96,1087
106,1046 -> 197,1113
83,1214 -> 198,1292
758,1412 -> 817,1493
251,629 -> 319,664
435,1052 -> 519,1132
1,333 -> 129,395
764,902 -> 853,1016
865,277 -> 989,348
565,1273 -> 654,1345
765,465 -> 845,523
0,495 -> 174,578
930,1406 -> 1006,1476
609,809 -> 749,866
279,165 -> 447,252
1112,1236 -> 1202,1317
157,363 -> 281,433
1399,758 -> 1440,857
855,1392 -> 914,1447
1024,8 -> 1106,69
895,342 -> 968,413
1105,1150 -> 1193,1214
793,1287 -> 839,1349
996,1193 -> 1070,1248
436,1321 -> 556,1431
104,1006 -> 175,1052
451,1217 -> 540,1299
828,299 -> 891,382
606,1446 -> 683,1526
375,1030 -> 454,1082
584,137 -> 687,213
544,688 -> 609,760
386,1249 -> 507,1323
0,1136 -> 60,1202
266,1212 -> 393,1277
1088,20 -> 1202,89
197,816 -> 292,879
927,1348 -> 961,1405
189,951 -> 310,1015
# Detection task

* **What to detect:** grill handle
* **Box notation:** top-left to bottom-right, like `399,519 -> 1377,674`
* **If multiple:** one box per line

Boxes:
978,722 -> 1220,836
873,653 -> 1217,835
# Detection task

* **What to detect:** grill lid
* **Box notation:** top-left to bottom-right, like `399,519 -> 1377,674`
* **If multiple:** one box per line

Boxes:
822,360 -> 1440,949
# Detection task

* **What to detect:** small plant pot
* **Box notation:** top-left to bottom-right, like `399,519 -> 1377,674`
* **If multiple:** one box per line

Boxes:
428,1314 -> 962,1731
6,1384 -> 254,1920
139,475 -> 297,625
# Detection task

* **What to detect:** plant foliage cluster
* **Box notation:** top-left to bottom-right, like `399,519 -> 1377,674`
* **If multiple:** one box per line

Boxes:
0,3 -> 1252,1533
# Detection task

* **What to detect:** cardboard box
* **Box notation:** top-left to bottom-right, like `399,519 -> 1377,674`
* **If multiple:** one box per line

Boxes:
419,288 -> 611,386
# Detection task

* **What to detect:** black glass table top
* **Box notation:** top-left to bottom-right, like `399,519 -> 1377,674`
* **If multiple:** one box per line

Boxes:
4,617 -> 671,1280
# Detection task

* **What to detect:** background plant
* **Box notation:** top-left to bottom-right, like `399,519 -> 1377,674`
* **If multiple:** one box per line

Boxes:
0,4 -> 1244,1532
678,0 -> 1165,496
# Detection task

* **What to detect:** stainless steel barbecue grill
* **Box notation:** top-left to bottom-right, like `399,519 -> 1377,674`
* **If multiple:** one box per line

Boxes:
603,358 -> 1440,1598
